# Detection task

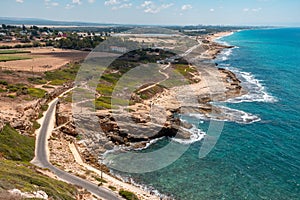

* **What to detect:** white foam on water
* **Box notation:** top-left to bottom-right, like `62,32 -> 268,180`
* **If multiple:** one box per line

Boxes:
186,106 -> 261,124
225,68 -> 278,103
220,48 -> 233,61
134,137 -> 166,151
172,125 -> 206,144
217,105 -> 261,124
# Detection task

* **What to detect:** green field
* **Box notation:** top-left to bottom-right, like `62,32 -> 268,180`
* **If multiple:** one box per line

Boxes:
0,55 -> 32,62
0,50 -> 31,54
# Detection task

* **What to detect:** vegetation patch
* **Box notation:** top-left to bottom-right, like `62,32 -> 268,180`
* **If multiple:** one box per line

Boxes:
28,77 -> 47,85
0,50 -> 31,54
93,176 -> 107,184
137,84 -> 165,100
0,80 -> 8,85
45,64 -> 79,85
0,55 -> 32,62
28,88 -> 46,98
0,125 -> 35,162
0,160 -> 77,200
96,83 -> 114,96
108,185 -> 117,191
118,190 -> 139,200
172,64 -> 198,83
94,96 -> 116,110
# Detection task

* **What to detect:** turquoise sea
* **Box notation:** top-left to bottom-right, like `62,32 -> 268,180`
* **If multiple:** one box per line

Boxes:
113,28 -> 300,199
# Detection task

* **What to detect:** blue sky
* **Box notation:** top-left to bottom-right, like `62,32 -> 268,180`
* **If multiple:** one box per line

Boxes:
1,0 -> 300,26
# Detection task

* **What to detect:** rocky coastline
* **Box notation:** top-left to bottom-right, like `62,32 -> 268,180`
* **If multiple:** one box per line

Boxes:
51,31 -> 245,199
53,32 -> 243,159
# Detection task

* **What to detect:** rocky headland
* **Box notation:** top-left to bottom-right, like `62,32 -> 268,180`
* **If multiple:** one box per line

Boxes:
54,32 -> 245,157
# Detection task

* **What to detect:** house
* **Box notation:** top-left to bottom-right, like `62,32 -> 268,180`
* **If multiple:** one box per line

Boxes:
77,32 -> 89,37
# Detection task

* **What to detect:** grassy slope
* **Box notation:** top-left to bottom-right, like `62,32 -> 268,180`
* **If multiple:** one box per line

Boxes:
0,125 -> 78,199
0,125 -> 35,162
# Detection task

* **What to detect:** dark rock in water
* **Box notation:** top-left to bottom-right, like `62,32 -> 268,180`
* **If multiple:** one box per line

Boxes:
181,121 -> 193,129
175,129 -> 193,139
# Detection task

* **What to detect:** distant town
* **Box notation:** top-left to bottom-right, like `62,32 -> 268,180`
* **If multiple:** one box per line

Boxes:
0,23 -> 255,51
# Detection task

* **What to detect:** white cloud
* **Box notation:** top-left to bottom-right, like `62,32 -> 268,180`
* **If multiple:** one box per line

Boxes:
105,0 -> 120,6
210,8 -> 215,12
181,4 -> 192,11
141,1 -> 152,7
16,0 -> 24,3
140,1 -> 173,14
119,3 -> 132,9
243,7 -> 262,12
88,0 -> 95,3
105,0 -> 132,10
44,0 -> 59,8
72,0 -> 82,5
112,3 -> 132,10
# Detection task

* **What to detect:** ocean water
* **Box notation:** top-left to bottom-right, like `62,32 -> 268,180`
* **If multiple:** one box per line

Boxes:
111,28 -> 300,199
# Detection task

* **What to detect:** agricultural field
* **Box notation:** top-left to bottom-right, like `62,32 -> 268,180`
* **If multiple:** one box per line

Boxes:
0,47 -> 89,72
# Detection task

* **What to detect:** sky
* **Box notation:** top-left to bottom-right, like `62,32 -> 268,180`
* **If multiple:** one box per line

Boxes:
0,0 -> 300,26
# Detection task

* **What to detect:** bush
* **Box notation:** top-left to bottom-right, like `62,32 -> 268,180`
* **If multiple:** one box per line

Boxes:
119,190 -> 139,200
109,185 -> 117,191
7,94 -> 16,98
93,176 -> 107,184
0,80 -> 8,85
28,88 -> 46,98
41,104 -> 49,111
28,77 -> 47,85
32,121 -> 41,130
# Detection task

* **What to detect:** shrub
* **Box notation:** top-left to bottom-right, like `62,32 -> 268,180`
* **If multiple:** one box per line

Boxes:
109,185 -> 117,191
41,104 -> 49,111
7,94 -> 16,98
28,88 -> 46,98
119,190 -> 139,200
0,80 -> 8,85
28,77 -> 47,85
93,176 -> 107,184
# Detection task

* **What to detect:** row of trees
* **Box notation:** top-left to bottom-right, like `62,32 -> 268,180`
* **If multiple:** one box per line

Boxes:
51,36 -> 104,50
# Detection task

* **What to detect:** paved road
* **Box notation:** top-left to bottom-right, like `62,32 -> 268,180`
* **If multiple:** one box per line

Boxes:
31,98 -> 120,200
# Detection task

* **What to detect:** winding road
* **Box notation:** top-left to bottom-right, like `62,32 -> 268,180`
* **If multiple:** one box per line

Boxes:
31,91 -> 120,200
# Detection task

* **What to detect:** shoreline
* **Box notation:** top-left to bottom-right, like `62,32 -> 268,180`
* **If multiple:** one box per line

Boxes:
51,30 -> 243,200
94,31 -> 241,198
